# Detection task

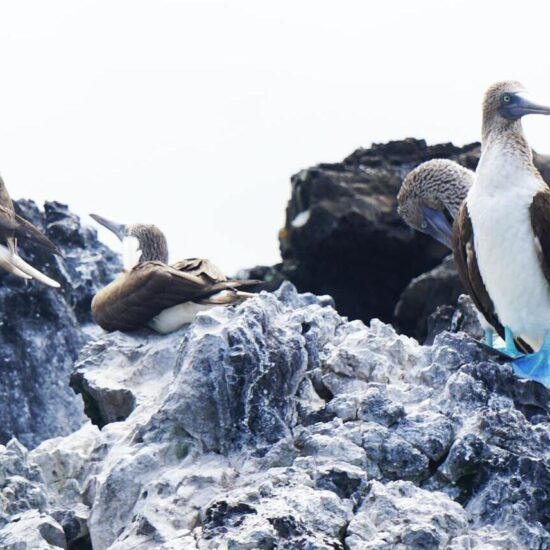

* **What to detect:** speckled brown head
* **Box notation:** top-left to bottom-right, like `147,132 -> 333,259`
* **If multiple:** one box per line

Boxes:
90,213 -> 169,268
126,224 -> 169,263
482,81 -> 550,143
398,159 -> 474,248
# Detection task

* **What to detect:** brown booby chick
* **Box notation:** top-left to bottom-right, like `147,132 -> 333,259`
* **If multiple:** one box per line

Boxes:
454,81 -> 550,384
90,213 -> 262,334
0,175 -> 61,287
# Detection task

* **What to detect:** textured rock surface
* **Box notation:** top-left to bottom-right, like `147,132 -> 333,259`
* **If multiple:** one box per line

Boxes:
0,200 -> 120,448
0,284 -> 547,548
394,255 -> 464,341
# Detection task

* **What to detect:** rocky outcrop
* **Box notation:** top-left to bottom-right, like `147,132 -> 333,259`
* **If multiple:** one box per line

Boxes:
242,140 -> 550,339
251,139 -> 483,325
0,200 -> 120,449
0,284 -> 547,548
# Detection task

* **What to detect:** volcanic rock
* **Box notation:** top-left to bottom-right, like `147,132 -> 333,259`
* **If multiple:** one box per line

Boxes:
0,284 -> 546,548
0,200 -> 120,448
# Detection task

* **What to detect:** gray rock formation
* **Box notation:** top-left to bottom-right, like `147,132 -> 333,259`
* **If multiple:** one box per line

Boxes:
0,200 -> 120,449
0,283 -> 546,548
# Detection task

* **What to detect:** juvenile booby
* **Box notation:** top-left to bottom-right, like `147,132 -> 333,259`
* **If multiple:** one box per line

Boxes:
90,214 -> 262,333
398,159 -> 474,248
0,175 -> 61,287
454,81 -> 550,382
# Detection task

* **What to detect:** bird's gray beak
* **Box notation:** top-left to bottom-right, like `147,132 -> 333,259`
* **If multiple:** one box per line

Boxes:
501,92 -> 550,119
89,213 -> 127,241
420,206 -> 453,249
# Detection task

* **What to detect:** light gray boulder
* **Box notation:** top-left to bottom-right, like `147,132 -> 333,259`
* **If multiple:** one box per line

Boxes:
0,283 -> 548,549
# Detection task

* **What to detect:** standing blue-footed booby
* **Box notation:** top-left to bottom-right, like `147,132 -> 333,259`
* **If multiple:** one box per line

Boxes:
454,81 -> 550,382
90,214 -> 262,333
0,175 -> 61,287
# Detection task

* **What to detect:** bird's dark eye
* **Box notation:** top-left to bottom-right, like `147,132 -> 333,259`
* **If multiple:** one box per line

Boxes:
502,94 -> 511,103
420,221 -> 428,230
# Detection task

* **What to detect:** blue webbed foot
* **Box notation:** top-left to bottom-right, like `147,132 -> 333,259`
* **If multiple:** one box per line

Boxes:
494,327 -> 523,359
512,331 -> 550,388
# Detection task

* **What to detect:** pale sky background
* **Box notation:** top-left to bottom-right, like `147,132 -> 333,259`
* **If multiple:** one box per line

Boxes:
0,0 -> 549,272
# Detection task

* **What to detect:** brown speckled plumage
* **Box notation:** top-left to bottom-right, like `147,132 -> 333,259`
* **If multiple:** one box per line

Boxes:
397,159 -> 473,232
0,175 -> 61,257
126,224 -> 169,264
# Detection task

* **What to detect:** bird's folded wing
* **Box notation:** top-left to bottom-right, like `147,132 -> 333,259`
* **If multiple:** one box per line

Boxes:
453,204 -> 531,354
530,190 -> 550,287
0,206 -> 61,255
92,261 -> 258,332
171,257 -> 228,283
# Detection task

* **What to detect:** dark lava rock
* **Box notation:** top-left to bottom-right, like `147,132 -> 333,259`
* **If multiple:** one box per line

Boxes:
394,255 -> 464,341
272,139 -> 482,325
0,200 -> 120,448
425,293 -> 485,345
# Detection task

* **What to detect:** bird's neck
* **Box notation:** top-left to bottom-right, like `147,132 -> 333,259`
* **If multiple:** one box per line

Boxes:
481,118 -> 533,167
122,235 -> 143,271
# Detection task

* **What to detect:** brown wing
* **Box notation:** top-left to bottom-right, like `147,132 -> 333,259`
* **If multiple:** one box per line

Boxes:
453,203 -> 532,353
92,261 -> 262,332
10,211 -> 61,255
530,190 -> 550,287
170,258 -> 227,283
170,257 -> 264,292
0,205 -> 61,255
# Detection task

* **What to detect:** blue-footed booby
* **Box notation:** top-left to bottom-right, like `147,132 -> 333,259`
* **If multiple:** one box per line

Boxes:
454,81 -> 550,384
90,214 -> 262,333
0,175 -> 60,287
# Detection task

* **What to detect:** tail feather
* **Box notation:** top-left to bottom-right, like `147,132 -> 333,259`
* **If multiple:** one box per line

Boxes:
0,245 -> 60,288
0,258 -> 32,280
199,289 -> 255,306
220,279 -> 266,292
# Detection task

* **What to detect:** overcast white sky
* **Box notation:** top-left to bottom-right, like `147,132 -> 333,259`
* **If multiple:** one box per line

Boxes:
0,0 -> 549,272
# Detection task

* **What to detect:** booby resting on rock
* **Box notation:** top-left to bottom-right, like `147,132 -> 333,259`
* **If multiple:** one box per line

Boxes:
454,81 -> 550,385
0,175 -> 61,287
90,214 -> 262,333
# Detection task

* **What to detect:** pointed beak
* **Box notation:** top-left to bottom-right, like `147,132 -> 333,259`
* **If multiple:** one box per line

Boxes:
502,92 -> 550,119
89,213 -> 127,241
420,206 -> 453,249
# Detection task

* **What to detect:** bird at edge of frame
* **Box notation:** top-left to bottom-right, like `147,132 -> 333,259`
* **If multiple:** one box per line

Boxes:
0,175 -> 61,288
